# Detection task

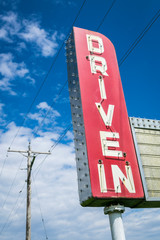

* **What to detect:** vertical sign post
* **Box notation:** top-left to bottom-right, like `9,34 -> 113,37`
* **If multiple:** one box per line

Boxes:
104,205 -> 126,240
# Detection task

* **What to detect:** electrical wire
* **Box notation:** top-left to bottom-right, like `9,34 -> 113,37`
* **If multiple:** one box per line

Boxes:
1,4 -> 159,237
3,1 -> 159,189
0,153 -> 8,180
31,0 -> 117,139
0,183 -> 26,235
1,190 -> 26,236
8,0 -> 87,150
49,123 -> 72,152
29,5 -> 160,147
5,0 -> 117,153
32,174 -> 48,240
34,123 -> 72,177
119,9 -> 160,66
0,123 -> 72,236
0,2 -> 85,233
31,79 -> 68,138
0,0 -> 87,189
96,0 -> 117,31
32,7 -> 160,179
30,0 -> 88,139
1,156 -> 25,210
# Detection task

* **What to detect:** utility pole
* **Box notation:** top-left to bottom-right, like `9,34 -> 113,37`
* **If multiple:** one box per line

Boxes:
8,142 -> 51,240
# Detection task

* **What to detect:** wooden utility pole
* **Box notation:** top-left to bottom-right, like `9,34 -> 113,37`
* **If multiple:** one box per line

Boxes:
8,142 -> 51,240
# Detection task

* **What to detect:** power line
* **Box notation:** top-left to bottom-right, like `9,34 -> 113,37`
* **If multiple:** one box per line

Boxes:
2,124 -> 70,237
49,123 -> 72,152
6,0 -> 117,152
18,7 -> 160,182
34,123 -> 72,177
2,2 -> 159,225
0,153 -> 8,180
8,0 -> 87,150
5,193 -> 26,235
31,0 -> 117,139
119,9 -> 160,66
0,183 -> 26,235
31,79 -> 68,138
31,5 -> 160,144
26,0 -> 87,122
32,8 -> 160,178
1,156 -> 25,210
0,0 -> 87,186
1,4 -> 159,238
0,2 -> 86,233
4,4 -> 159,182
96,0 -> 117,31
30,0 -> 88,138
32,175 -> 48,240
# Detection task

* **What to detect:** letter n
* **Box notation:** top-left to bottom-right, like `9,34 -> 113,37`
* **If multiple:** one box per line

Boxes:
111,165 -> 136,193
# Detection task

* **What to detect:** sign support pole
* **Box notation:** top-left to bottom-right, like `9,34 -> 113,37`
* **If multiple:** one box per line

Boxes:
104,205 -> 126,240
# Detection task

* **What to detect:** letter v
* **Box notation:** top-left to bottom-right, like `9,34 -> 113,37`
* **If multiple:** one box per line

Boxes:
95,103 -> 114,126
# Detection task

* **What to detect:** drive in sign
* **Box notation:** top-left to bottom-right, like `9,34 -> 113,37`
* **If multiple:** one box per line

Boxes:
66,27 -> 144,207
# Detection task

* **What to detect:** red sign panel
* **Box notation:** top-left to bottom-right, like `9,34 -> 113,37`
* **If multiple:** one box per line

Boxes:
67,27 -> 144,207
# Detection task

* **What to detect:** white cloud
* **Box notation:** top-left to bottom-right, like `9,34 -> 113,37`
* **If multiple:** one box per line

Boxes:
37,101 -> 51,110
0,53 -> 29,95
0,77 -> 16,95
0,12 -> 63,58
20,21 -> 58,57
0,103 -> 7,126
0,53 -> 28,78
52,30 -> 65,41
0,11 -> 65,94
0,12 -> 21,42
1,121 -> 160,240
1,12 -> 18,24
0,121 -> 106,240
16,41 -> 26,52
0,28 -> 11,42
26,76 -> 35,85
28,102 -> 61,133
0,103 -> 4,111
58,32 -> 65,41
0,0 -> 19,10
0,53 -> 16,78
54,0 -> 76,7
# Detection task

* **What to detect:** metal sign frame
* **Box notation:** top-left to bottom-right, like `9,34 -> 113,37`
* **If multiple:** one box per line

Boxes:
66,30 -> 93,205
130,117 -> 160,208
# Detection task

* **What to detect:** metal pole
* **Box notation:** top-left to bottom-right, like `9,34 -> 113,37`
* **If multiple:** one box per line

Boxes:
26,143 -> 31,240
104,205 -> 126,240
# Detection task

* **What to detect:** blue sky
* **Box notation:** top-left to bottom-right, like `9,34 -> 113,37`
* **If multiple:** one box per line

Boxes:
0,0 -> 160,239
